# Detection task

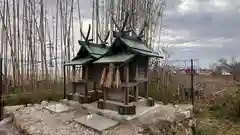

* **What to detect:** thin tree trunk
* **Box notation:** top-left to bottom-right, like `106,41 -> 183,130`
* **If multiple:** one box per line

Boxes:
55,0 -> 59,81
16,0 -> 21,88
12,0 -> 17,86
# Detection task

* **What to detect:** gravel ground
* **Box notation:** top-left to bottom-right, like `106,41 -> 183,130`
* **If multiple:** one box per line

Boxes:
103,121 -> 143,135
0,124 -> 20,135
5,102 -> 193,135
10,104 -> 100,135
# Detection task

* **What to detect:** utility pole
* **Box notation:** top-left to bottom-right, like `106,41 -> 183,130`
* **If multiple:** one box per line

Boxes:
191,58 -> 196,135
190,59 -> 195,106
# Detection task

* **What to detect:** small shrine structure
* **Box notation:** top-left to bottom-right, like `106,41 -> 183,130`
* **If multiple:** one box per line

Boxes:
64,25 -> 109,103
94,13 -> 163,114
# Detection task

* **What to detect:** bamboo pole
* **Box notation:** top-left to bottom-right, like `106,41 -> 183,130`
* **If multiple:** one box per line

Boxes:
55,0 -> 59,81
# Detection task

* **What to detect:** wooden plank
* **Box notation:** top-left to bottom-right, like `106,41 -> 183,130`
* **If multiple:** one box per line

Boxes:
120,82 -> 138,88
134,78 -> 148,82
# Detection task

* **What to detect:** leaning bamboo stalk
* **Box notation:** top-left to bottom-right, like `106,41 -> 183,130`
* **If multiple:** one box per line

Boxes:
20,0 -> 26,89
59,0 -> 64,79
1,0 -> 7,92
39,0 -> 45,80
12,0 -> 17,86
71,7 -> 74,59
66,0 -> 73,63
16,0 -> 21,87
6,0 -> 16,86
28,0 -> 49,81
55,0 -> 59,81
76,0 -> 82,41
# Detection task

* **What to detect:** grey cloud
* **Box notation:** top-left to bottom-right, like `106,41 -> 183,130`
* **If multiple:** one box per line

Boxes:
162,0 -> 240,67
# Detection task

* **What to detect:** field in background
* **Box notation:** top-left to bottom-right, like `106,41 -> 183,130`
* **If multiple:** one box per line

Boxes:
148,71 -> 237,104
3,70 -> 237,106
2,70 -> 240,135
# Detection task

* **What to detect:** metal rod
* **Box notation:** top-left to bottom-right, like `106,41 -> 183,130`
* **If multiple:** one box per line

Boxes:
0,57 -> 3,120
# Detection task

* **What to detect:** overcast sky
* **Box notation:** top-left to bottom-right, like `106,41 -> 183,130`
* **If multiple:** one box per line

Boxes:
161,0 -> 240,68
44,0 -> 240,68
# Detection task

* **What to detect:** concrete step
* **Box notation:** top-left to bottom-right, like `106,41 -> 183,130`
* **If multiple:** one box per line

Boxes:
74,114 -> 119,132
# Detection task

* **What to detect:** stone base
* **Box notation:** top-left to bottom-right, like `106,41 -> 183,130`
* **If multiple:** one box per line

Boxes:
97,100 -> 136,115
118,105 -> 136,115
97,99 -> 105,109
146,97 -> 155,107
97,91 -> 104,99
67,93 -> 73,100
67,93 -> 97,104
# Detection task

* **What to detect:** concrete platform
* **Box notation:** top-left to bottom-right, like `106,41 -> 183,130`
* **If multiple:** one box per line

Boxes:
81,99 -> 161,121
5,101 -> 193,135
44,103 -> 74,113
74,114 -> 119,132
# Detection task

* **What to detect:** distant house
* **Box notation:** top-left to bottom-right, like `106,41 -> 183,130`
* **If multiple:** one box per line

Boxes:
221,69 -> 231,76
199,69 -> 213,76
214,64 -> 232,76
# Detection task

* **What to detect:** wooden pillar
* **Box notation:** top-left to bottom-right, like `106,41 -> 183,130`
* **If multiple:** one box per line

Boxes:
134,63 -> 139,101
82,66 -> 85,80
124,64 -> 129,105
103,88 -> 107,101
72,65 -> 76,93
93,82 -> 97,90
134,86 -> 138,102
84,66 -> 88,96
72,65 -> 76,81
135,63 -> 139,79
145,58 -> 149,98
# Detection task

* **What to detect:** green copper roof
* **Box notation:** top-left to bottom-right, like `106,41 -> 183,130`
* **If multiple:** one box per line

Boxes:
64,58 -> 93,66
120,38 -> 152,52
132,48 -> 163,58
78,41 -> 108,56
120,38 -> 163,58
91,54 -> 101,58
84,44 -> 108,55
93,53 -> 135,64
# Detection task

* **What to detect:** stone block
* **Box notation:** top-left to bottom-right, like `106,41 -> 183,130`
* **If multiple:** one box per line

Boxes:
67,93 -> 73,100
118,105 -> 136,115
146,97 -> 155,106
74,114 -> 118,132
41,101 -> 48,106
44,103 -> 74,113
98,99 -> 105,109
